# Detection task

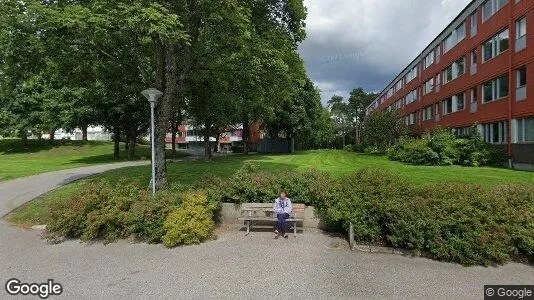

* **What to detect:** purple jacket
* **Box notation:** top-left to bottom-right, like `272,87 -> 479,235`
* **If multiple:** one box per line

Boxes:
273,197 -> 292,214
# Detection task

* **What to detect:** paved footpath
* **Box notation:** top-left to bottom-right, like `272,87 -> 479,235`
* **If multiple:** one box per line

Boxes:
0,225 -> 533,300
0,163 -> 533,299
0,161 -> 149,217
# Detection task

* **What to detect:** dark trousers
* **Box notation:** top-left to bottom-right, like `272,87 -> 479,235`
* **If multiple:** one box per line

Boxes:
276,213 -> 290,233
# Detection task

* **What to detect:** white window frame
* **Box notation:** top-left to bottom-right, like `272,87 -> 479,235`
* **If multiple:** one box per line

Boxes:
516,117 -> 534,143
424,52 -> 434,69
444,22 -> 466,53
483,0 -> 508,22
442,57 -> 466,84
423,106 -> 432,121
482,75 -> 509,103
482,29 -> 509,62
516,17 -> 527,39
424,78 -> 435,95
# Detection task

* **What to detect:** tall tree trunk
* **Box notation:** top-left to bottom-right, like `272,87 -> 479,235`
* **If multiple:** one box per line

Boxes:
125,135 -> 129,151
204,128 -> 212,160
113,125 -> 120,159
82,125 -> 88,141
128,130 -> 136,160
242,116 -> 250,155
49,129 -> 55,144
154,42 -> 179,189
171,117 -> 177,159
214,130 -> 220,153
20,131 -> 28,146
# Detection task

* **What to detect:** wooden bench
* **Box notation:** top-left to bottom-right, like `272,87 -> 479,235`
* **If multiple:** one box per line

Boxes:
237,203 -> 305,237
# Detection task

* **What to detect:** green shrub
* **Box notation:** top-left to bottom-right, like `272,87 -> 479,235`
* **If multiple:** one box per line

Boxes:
204,162 -> 332,206
45,179 -> 219,246
162,191 -> 215,247
313,170 -> 534,266
387,127 -> 504,167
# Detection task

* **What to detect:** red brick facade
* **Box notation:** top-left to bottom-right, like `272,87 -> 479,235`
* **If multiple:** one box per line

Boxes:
368,0 -> 534,164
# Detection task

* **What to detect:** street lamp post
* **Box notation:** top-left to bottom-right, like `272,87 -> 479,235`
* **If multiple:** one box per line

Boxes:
141,88 -> 163,196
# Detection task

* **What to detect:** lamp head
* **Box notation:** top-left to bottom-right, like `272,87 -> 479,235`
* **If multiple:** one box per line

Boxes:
141,88 -> 163,103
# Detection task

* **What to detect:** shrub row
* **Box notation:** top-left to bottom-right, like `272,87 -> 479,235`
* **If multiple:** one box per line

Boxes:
44,165 -> 534,265
313,169 -> 534,266
194,161 -> 332,206
387,128 -> 503,167
45,179 -> 218,247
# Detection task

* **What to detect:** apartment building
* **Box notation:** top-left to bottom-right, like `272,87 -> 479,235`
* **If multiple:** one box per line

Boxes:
367,0 -> 534,165
164,123 -> 263,153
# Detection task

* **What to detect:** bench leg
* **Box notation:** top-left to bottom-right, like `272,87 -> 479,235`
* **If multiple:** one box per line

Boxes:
245,220 -> 250,236
294,221 -> 297,237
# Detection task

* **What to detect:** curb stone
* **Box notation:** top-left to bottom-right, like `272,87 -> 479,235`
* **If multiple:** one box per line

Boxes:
352,244 -> 416,256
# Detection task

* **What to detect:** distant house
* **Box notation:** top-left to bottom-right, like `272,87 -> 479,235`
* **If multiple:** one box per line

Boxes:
40,126 -> 112,141
164,123 -> 263,153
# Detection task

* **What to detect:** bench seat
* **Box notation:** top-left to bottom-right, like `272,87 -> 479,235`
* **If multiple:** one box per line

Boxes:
238,203 -> 305,237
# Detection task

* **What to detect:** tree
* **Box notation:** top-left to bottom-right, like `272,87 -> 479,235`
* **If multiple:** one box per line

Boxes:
347,88 -> 377,145
361,110 -> 408,152
327,95 -> 349,148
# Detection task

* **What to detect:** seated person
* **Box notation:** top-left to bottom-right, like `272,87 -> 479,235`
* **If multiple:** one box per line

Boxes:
273,191 -> 292,239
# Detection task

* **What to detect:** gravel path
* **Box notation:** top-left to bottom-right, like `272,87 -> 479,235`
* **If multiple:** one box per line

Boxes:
0,161 -> 149,217
0,223 -> 532,300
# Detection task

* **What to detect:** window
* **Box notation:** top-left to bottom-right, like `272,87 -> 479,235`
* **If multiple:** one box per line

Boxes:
424,78 -> 435,95
405,90 -> 418,104
435,46 -> 441,62
443,98 -> 453,115
423,106 -> 432,121
408,112 -> 418,125
483,75 -> 509,103
443,57 -> 465,83
516,17 -> 527,52
471,50 -> 477,65
483,0 -> 508,22
517,17 -> 527,38
454,127 -> 472,137
395,98 -> 404,109
471,11 -> 478,36
405,66 -> 418,83
395,79 -> 404,92
444,22 -> 466,53
517,67 -> 527,88
516,66 -> 527,101
482,121 -> 508,144
424,52 -> 434,69
483,29 -> 509,61
442,92 -> 466,114
387,88 -> 394,98
516,118 -> 534,142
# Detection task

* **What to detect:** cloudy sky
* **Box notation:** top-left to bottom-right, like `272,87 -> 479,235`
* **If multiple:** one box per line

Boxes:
298,0 -> 471,104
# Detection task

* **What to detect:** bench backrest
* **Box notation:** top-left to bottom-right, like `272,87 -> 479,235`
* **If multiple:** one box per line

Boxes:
240,203 -> 305,217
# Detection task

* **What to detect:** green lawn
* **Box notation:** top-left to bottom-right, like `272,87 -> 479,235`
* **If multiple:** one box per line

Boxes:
0,139 -> 186,181
8,149 -> 534,228
98,149 -> 534,186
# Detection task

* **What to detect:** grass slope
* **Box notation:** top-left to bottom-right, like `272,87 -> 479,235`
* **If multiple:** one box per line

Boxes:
0,139 -> 186,181
98,150 -> 534,186
7,150 -> 534,227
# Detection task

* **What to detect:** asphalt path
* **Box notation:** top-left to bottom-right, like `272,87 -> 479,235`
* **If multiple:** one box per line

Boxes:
0,162 -> 532,299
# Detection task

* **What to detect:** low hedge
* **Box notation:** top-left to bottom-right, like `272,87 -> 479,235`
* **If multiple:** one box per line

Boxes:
43,165 -> 534,265
313,169 -> 534,266
387,128 -> 504,167
45,179 -> 219,247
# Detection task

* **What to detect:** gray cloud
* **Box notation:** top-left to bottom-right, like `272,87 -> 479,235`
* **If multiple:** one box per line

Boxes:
298,0 -> 472,104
